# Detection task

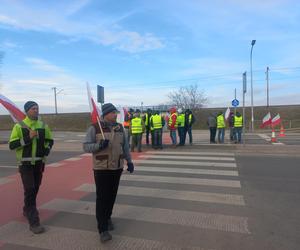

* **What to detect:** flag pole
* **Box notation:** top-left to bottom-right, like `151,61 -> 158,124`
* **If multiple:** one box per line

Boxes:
97,115 -> 105,140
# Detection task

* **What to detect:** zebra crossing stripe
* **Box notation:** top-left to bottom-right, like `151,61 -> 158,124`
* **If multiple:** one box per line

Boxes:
0,221 -> 206,250
139,155 -> 235,161
145,151 -> 234,156
121,174 -> 241,188
0,165 -> 17,169
40,198 -> 250,234
74,184 -> 245,206
46,162 -> 65,168
136,166 -> 239,176
64,157 -> 82,161
134,159 -> 237,168
0,177 -> 14,185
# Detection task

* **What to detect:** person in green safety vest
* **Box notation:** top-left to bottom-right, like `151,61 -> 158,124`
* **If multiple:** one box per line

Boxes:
234,111 -> 243,143
177,108 -> 185,146
184,109 -> 195,145
150,110 -> 165,149
9,101 -> 54,234
143,108 -> 152,146
217,111 -> 226,143
130,109 -> 144,152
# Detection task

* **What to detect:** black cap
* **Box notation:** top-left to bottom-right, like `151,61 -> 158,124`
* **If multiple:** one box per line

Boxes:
102,103 -> 117,117
24,101 -> 38,112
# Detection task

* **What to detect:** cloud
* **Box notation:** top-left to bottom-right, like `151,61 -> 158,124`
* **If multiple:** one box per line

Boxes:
0,1 -> 164,53
25,58 -> 64,73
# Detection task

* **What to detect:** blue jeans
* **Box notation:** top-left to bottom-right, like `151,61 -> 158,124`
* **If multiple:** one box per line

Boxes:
170,130 -> 177,145
218,128 -> 225,143
178,127 -> 185,145
153,129 -> 162,148
235,127 -> 242,143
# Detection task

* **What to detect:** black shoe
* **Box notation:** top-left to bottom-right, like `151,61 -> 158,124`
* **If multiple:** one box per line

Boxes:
30,224 -> 45,234
100,231 -> 112,243
108,219 -> 114,231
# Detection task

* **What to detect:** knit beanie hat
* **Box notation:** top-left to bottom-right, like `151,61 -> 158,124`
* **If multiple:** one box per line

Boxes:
102,103 -> 117,117
24,101 -> 38,112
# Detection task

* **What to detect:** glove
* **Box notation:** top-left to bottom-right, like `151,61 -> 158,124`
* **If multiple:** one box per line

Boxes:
127,162 -> 134,173
99,139 -> 109,150
44,147 -> 51,156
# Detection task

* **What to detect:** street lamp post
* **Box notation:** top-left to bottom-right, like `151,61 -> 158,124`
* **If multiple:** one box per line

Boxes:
250,39 -> 256,132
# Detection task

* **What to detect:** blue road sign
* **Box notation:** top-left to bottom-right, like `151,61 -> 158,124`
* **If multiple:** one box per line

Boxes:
232,99 -> 239,107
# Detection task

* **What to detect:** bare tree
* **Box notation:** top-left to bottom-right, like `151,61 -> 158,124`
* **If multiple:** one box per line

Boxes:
168,84 -> 207,110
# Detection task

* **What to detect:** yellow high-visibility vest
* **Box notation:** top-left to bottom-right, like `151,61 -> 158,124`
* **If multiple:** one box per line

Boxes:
217,115 -> 225,128
234,116 -> 243,127
131,117 -> 143,134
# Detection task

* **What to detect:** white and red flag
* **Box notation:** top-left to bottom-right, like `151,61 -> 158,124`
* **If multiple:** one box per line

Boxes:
260,112 -> 272,128
86,82 -> 105,138
271,113 -> 281,127
0,93 -> 26,123
224,107 -> 231,120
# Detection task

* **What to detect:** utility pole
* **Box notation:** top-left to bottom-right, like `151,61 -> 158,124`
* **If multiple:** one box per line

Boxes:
266,66 -> 270,107
52,87 -> 63,114
242,72 -> 247,146
234,88 -> 237,115
250,39 -> 256,132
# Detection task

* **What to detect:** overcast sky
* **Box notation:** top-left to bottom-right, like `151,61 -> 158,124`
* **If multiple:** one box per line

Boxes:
1,0 -> 300,114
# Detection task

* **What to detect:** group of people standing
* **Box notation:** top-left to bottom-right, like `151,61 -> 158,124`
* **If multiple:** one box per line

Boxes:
122,107 -> 195,151
207,111 -> 243,144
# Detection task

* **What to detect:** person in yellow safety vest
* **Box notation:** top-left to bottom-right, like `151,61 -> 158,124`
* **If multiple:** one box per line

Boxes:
143,108 -> 152,146
9,101 -> 54,234
123,108 -> 134,145
217,111 -> 226,143
130,109 -> 144,152
177,108 -> 185,146
150,110 -> 165,149
168,107 -> 178,146
234,111 -> 243,144
184,109 -> 195,145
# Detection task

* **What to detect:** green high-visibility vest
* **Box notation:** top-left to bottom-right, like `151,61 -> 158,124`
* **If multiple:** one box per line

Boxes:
188,114 -> 192,125
234,116 -> 243,127
151,114 -> 162,129
131,117 -> 143,134
177,114 -> 185,127
9,116 -> 53,165
217,115 -> 225,128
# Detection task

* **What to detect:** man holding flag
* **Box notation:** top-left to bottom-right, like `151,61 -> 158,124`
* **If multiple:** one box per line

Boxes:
83,102 -> 134,243
9,101 -> 54,234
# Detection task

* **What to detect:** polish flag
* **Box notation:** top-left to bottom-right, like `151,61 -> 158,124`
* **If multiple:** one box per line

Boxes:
86,82 -> 101,124
0,94 -> 26,123
86,82 -> 105,139
271,114 -> 281,127
225,107 -> 231,120
260,112 -> 272,128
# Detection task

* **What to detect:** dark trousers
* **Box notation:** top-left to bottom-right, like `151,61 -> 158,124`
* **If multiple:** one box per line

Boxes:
153,129 -> 162,149
185,127 -> 193,144
131,133 -> 142,152
145,128 -> 151,145
209,127 -> 217,143
94,169 -> 122,233
19,161 -> 44,226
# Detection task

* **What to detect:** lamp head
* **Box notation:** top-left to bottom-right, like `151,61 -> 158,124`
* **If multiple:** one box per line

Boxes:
251,40 -> 256,46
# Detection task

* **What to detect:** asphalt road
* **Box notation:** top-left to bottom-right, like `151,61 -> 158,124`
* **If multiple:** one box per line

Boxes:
0,132 -> 299,249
